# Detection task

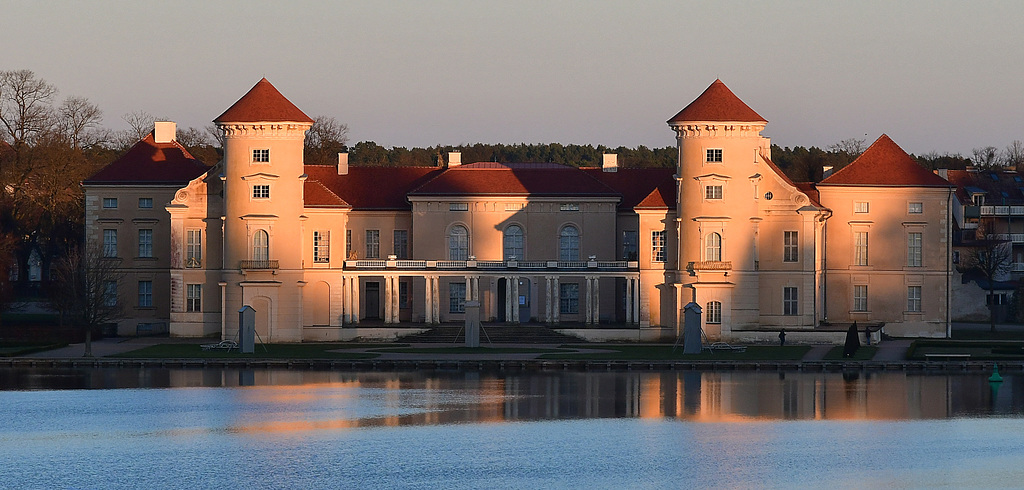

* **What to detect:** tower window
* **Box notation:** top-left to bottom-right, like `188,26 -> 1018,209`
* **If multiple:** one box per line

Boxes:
705,185 -> 723,200
252,149 -> 270,163
252,185 -> 270,199
706,149 -> 723,162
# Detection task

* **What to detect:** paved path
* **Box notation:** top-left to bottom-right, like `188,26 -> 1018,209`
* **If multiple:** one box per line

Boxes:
801,345 -> 833,361
27,337 -> 203,358
871,339 -> 912,361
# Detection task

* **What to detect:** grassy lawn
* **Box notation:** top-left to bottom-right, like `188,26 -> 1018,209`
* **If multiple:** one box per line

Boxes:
951,329 -> 1024,341
539,344 -> 811,361
0,342 -> 66,357
370,346 -> 565,354
822,346 -> 877,360
112,343 -> 401,359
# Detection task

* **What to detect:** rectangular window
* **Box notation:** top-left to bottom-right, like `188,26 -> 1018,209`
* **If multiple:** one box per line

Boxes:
560,283 -> 579,314
783,287 -> 798,315
138,198 -> 153,209
783,231 -> 798,263
399,281 -> 410,309
393,230 -> 409,259
103,229 -> 118,258
853,285 -> 868,312
706,301 -> 722,324
505,203 -> 524,211
706,148 -> 723,162
103,280 -> 117,307
138,229 -> 153,258
907,232 -> 922,267
449,202 -> 469,212
651,230 -> 666,263
252,149 -> 269,163
186,229 -> 202,268
854,202 -> 869,213
449,282 -> 466,313
102,198 -> 117,209
252,185 -> 270,199
346,229 -> 352,260
907,286 -> 922,312
854,232 -> 868,266
622,230 -> 638,261
365,230 -> 380,259
908,202 -> 923,214
138,280 -> 153,308
313,231 -> 330,263
186,284 -> 201,312
705,185 -> 723,200
560,203 -> 579,211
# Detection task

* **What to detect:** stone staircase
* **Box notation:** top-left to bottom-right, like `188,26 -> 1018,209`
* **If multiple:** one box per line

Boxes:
399,324 -> 584,344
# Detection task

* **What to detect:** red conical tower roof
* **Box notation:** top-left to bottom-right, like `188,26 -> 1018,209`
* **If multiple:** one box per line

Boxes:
819,134 -> 951,187
214,78 -> 314,124
668,79 -> 766,124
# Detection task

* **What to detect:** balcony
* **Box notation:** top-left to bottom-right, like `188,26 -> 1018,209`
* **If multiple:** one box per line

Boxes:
688,260 -> 732,271
239,259 -> 279,270
345,258 -> 638,271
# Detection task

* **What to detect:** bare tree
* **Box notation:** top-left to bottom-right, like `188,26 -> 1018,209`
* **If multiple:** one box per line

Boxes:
972,146 -> 1000,168
49,246 -> 125,357
828,137 -> 867,158
57,96 -> 103,149
0,69 -> 58,147
304,115 -> 350,165
963,219 -> 1014,333
1003,140 -> 1024,171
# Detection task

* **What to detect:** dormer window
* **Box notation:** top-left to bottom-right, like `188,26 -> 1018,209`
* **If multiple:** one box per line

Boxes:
252,149 -> 270,163
706,149 -> 723,163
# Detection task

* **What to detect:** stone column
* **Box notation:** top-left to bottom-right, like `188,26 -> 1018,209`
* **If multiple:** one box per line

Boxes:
552,276 -> 560,325
626,278 -> 634,324
383,276 -> 393,324
585,276 -> 593,324
545,276 -> 553,323
631,277 -> 640,325
593,277 -> 600,325
352,276 -> 360,324
430,276 -> 440,324
424,275 -> 434,324
511,276 -> 520,323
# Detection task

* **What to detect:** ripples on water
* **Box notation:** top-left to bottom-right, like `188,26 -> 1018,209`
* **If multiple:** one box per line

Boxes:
1,368 -> 1022,488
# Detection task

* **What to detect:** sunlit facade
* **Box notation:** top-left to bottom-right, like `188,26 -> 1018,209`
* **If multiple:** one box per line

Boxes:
83,79 -> 951,341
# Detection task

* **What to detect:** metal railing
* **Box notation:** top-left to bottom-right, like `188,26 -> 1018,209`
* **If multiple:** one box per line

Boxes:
239,259 -> 279,270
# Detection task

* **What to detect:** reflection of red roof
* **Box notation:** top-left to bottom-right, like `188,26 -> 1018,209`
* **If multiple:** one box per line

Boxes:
819,134 -> 951,187
304,165 -> 442,210
409,162 -> 620,197
668,79 -> 766,124
214,78 -> 314,124
583,168 -> 676,210
83,134 -> 210,185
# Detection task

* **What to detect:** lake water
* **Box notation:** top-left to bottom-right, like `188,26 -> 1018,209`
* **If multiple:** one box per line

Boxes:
1,367 -> 1023,488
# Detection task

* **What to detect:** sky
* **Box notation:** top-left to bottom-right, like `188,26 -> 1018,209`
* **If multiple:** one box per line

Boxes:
4,0 -> 1023,156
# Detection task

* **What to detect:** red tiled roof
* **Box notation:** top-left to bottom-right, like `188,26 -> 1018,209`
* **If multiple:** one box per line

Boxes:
582,167 -> 676,210
304,165 -> 443,210
303,180 -> 350,208
668,79 -> 766,124
214,78 -> 314,124
83,134 -> 210,185
409,162 -> 620,198
946,169 -> 1024,205
819,134 -> 952,187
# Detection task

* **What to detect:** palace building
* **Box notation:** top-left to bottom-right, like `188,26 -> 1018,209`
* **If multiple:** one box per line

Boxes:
83,79 -> 953,342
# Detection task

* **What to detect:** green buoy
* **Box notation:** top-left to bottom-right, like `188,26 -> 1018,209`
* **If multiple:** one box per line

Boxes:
988,364 -> 1003,383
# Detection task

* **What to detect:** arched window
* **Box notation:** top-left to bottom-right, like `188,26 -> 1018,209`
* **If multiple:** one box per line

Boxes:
448,225 -> 468,260
504,225 -> 523,260
559,225 -> 579,261
706,301 -> 722,324
253,230 -> 269,261
705,232 -> 722,262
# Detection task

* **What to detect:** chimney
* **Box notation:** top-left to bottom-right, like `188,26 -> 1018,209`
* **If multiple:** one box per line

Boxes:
153,121 -> 176,144
936,168 -> 948,180
602,153 -> 618,173
822,165 -> 834,179
448,151 -> 461,168
337,152 -> 349,175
